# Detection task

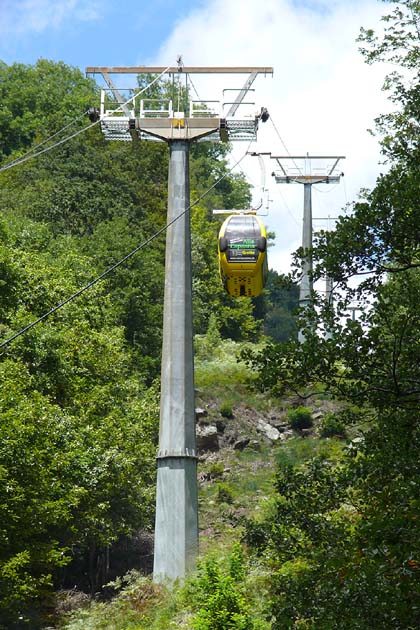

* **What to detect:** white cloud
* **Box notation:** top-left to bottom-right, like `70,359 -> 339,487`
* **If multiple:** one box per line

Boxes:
151,0 -> 392,273
0,0 -> 102,35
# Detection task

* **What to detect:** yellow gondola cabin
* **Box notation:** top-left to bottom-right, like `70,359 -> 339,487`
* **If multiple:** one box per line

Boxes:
218,213 -> 268,298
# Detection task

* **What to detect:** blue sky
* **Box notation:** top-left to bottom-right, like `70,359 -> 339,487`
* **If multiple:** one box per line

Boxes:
0,0 -> 203,69
0,0 -> 391,273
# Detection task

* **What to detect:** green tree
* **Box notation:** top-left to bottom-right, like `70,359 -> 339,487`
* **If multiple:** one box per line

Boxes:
0,59 -> 96,161
0,58 -> 267,626
244,2 -> 420,627
0,214 -> 161,626
261,270 -> 299,342
186,545 -> 256,630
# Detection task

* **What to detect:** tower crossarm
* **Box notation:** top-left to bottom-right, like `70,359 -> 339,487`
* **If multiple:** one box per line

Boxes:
269,155 -> 345,184
273,175 -> 341,184
86,66 -> 273,75
88,65 -> 273,144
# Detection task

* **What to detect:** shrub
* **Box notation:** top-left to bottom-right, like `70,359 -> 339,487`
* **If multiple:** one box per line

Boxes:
187,545 -> 254,630
209,462 -> 225,478
319,413 -> 347,438
216,482 -> 234,505
220,401 -> 234,419
287,406 -> 313,431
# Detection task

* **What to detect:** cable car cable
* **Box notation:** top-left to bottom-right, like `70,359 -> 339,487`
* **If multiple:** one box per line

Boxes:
0,147 -> 250,351
277,188 -> 300,227
3,109 -> 92,170
0,120 -> 100,173
268,115 -> 303,177
0,65 -> 172,174
187,74 -> 202,101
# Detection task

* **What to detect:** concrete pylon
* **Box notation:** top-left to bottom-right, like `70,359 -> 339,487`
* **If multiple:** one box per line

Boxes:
325,274 -> 334,340
269,154 -> 345,344
153,140 -> 198,581
89,64 -> 274,583
298,183 -> 313,343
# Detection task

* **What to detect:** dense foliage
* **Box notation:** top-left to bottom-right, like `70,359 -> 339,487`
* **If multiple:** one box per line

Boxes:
0,59 -> 297,627
186,545 -> 257,630
40,3 -> 420,627
243,2 -> 420,627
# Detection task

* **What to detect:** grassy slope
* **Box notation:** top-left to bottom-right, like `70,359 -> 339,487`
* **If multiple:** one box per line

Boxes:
58,339 -> 345,630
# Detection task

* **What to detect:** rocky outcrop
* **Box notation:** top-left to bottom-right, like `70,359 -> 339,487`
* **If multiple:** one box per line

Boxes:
195,403 -> 290,454
255,418 -> 281,441
194,397 -> 342,456
196,423 -> 219,451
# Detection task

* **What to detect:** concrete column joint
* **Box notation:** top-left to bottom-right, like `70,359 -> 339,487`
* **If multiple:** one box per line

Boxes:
157,449 -> 198,460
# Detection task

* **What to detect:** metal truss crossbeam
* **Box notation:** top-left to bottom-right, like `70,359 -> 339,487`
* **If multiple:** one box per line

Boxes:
99,117 -> 258,143
86,66 -> 273,75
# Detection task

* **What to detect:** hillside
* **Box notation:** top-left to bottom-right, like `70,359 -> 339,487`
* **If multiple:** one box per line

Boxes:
56,342 -> 348,630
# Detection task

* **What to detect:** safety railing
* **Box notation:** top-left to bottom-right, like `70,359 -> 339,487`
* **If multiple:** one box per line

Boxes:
189,100 -> 221,118
140,99 -> 173,118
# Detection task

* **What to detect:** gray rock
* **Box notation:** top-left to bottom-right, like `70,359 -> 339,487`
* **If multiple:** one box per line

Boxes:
269,420 -> 289,431
256,419 -> 281,441
233,438 -> 250,451
301,428 -> 313,438
196,424 -> 219,451
281,430 -> 294,440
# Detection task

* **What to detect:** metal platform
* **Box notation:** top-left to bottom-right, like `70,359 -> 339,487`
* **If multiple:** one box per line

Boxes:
100,118 -> 134,141
223,119 -> 258,142
98,90 -> 259,142
100,115 -> 258,143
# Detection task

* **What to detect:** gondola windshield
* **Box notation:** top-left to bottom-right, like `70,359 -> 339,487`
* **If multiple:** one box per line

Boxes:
224,216 -> 260,262
218,213 -> 268,298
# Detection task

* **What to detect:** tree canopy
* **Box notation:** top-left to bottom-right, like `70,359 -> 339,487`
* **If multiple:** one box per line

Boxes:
0,58 -> 299,627
243,2 -> 420,627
